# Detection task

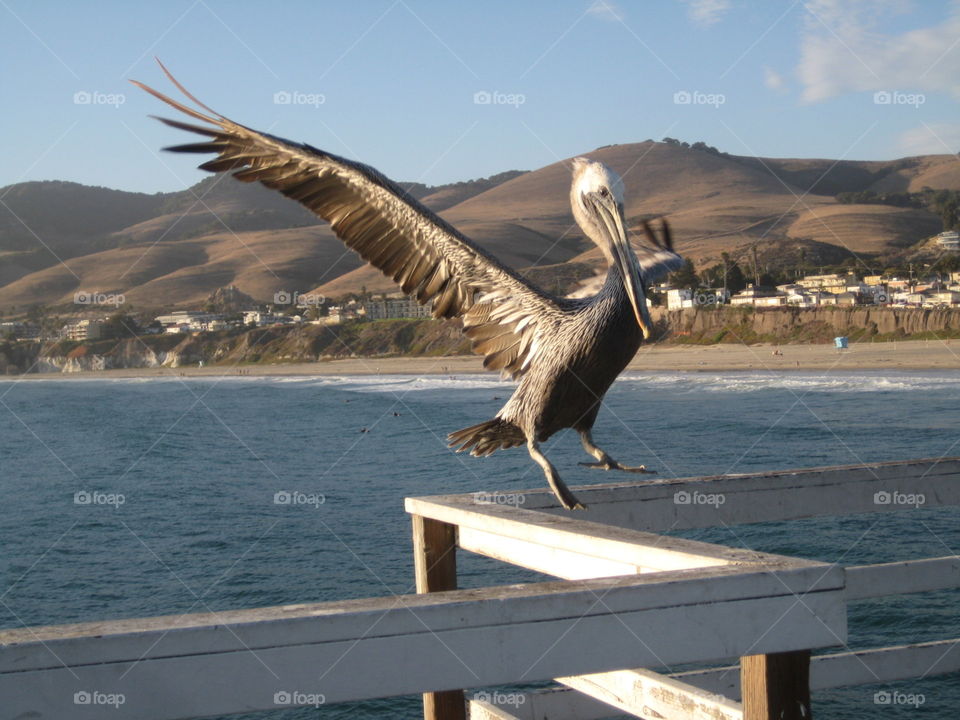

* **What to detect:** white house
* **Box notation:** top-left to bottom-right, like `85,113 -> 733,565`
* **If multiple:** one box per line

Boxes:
666,288 -> 694,310
362,293 -> 433,320
936,231 -> 959,249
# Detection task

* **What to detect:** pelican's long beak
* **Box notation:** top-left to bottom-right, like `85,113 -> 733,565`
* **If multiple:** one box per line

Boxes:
592,195 -> 653,339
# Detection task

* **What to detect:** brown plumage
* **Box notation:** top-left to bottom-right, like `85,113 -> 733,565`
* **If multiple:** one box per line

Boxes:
134,62 -> 683,509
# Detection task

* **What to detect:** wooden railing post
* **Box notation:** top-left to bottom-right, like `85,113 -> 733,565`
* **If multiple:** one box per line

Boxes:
412,515 -> 466,720
741,650 -> 812,720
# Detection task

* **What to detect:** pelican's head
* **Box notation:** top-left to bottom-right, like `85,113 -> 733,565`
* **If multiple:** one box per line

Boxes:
569,157 -> 652,338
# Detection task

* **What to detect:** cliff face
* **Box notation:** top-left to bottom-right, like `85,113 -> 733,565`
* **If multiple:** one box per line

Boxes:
8,307 -> 960,375
29,319 -> 471,374
657,306 -> 960,344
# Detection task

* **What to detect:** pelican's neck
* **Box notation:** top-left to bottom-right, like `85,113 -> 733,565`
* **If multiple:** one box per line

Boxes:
570,191 -> 617,267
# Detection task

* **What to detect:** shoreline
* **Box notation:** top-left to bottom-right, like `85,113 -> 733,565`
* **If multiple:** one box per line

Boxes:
7,339 -> 960,380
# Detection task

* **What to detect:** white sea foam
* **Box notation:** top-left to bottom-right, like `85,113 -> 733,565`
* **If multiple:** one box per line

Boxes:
618,371 -> 960,395
9,370 -> 959,397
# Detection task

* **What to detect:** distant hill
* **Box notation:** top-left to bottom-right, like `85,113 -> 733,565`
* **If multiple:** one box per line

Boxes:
0,141 -> 956,312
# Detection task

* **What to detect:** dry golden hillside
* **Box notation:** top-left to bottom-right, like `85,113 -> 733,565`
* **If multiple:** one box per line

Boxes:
788,205 -> 943,254
0,142 -> 955,311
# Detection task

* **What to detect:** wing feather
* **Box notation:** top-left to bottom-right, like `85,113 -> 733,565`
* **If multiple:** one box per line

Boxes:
133,62 -> 679,379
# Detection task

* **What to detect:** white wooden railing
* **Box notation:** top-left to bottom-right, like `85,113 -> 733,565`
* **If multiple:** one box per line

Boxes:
1,457 -> 958,720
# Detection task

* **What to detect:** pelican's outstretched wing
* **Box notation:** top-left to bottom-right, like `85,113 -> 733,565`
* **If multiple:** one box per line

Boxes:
635,219 -> 684,281
133,63 -> 568,378
566,222 -> 682,299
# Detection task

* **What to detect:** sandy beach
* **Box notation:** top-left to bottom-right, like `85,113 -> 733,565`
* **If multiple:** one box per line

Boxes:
11,339 -> 960,380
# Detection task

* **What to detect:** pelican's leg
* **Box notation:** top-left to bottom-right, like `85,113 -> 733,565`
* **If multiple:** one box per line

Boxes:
527,438 -> 586,510
577,429 -> 656,474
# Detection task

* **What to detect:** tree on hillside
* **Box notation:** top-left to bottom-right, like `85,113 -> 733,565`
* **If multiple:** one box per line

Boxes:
700,253 -> 747,294
669,258 -> 698,289
102,312 -> 140,339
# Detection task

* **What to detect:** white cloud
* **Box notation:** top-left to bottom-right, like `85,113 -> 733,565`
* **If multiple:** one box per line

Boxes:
764,66 -> 786,92
679,0 -> 732,27
799,0 -> 960,102
587,0 -> 623,22
898,123 -> 960,156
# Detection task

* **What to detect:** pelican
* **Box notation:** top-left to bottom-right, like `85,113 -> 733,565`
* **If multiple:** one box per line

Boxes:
133,64 -> 682,510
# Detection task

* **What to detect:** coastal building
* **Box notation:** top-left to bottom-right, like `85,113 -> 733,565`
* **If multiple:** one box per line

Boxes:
729,284 -> 781,307
243,310 -> 298,327
62,319 -> 104,341
0,321 -> 41,340
361,293 -> 433,320
936,230 -> 959,249
324,301 -> 363,324
926,290 -> 960,306
796,273 -> 857,294
666,288 -> 694,310
155,311 -> 220,334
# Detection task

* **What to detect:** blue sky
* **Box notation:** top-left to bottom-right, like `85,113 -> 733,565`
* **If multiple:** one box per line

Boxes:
1,0 -> 958,194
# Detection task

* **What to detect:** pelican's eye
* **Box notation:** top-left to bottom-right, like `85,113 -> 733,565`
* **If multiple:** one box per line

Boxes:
599,187 -> 610,198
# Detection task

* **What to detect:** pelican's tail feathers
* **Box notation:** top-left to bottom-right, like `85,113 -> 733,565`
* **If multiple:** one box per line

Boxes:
448,418 -> 524,457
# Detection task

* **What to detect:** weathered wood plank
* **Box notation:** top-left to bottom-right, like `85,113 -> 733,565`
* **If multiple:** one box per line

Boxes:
413,515 -> 466,720
671,637 -> 960,699
0,564 -> 842,672
406,496 -> 813,574
458,526 -> 648,578
741,650 -> 811,720
0,568 -> 844,719
558,667 -> 743,720
467,688 -> 617,720
846,556 -> 960,600
411,457 -> 960,532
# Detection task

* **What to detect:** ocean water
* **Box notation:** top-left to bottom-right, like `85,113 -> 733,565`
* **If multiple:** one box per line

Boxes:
1,370 -> 958,718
